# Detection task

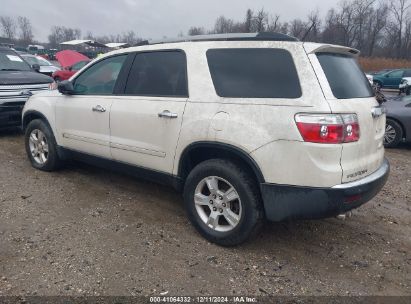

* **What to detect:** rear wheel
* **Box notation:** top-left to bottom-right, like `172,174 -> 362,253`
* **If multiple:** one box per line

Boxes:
384,119 -> 403,148
183,159 -> 264,246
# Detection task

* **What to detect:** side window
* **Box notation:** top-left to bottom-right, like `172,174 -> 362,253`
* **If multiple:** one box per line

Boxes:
72,61 -> 88,71
73,55 -> 127,95
206,48 -> 301,98
404,70 -> 411,77
124,51 -> 188,97
388,70 -> 403,78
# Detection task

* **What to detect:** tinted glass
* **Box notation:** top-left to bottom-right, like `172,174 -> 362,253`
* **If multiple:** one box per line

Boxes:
388,70 -> 404,78
73,55 -> 126,95
72,61 -> 89,71
22,55 -> 52,66
0,50 -> 31,71
404,70 -> 411,77
317,53 -> 374,99
206,48 -> 301,98
125,51 -> 188,97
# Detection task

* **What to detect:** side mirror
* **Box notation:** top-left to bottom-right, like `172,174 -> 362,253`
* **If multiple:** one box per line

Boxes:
57,80 -> 74,95
32,64 -> 40,72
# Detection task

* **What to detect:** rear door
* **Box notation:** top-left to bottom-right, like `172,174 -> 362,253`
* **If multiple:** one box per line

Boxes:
109,50 -> 188,173
305,44 -> 385,183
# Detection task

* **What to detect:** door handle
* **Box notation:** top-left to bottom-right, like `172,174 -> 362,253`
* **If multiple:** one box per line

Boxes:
92,105 -> 106,113
158,110 -> 178,119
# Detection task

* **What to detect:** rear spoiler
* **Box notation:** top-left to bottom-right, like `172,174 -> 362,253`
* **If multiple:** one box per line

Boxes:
303,42 -> 360,57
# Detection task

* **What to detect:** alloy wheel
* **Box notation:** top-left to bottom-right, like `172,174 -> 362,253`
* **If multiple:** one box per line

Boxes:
384,124 -> 397,145
29,129 -> 49,165
194,176 -> 242,232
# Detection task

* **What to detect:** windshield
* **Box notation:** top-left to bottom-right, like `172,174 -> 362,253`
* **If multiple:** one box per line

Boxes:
23,55 -> 52,66
317,53 -> 374,99
0,50 -> 32,71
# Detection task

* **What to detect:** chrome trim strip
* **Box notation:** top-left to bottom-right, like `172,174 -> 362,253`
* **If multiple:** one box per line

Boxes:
110,142 -> 166,158
62,133 -> 110,147
332,158 -> 389,189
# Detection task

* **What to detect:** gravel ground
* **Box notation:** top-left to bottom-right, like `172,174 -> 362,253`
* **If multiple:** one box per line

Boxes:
0,129 -> 410,297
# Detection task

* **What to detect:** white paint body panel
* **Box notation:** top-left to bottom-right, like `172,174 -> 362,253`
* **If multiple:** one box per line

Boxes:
22,40 -> 385,188
110,96 -> 187,172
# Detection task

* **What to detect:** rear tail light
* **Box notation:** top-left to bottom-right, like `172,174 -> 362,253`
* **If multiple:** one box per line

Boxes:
295,114 -> 360,144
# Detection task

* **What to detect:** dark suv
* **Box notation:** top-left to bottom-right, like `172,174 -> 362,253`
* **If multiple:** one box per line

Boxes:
0,47 -> 53,129
373,69 -> 411,89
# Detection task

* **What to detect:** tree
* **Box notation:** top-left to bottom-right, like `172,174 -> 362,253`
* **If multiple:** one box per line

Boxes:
389,0 -> 411,57
48,26 -> 81,47
188,27 -> 205,36
244,9 -> 254,32
0,16 -> 16,40
17,16 -> 33,44
267,15 -> 281,32
254,8 -> 268,32
302,11 -> 322,42
213,16 -> 235,33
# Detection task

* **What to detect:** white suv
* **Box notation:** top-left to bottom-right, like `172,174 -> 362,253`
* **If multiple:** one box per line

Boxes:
22,33 -> 389,246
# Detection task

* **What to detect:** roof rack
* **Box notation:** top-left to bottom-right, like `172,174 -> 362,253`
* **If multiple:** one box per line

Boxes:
135,32 -> 299,46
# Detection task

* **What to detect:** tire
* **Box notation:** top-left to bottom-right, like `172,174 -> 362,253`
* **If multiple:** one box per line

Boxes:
183,159 -> 264,246
25,119 -> 62,171
406,87 -> 411,96
374,81 -> 382,91
384,119 -> 403,148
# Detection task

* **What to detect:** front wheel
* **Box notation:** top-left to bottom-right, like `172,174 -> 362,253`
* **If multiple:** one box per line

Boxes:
25,119 -> 62,171
183,159 -> 264,246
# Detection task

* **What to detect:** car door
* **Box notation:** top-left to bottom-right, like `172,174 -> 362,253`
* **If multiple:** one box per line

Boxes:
385,70 -> 404,88
110,50 -> 188,173
55,54 -> 128,159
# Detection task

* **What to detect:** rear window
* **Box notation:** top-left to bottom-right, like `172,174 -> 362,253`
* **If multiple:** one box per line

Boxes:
206,48 -> 302,98
317,53 -> 373,99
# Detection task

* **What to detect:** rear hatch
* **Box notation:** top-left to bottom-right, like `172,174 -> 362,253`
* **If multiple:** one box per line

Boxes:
304,43 -> 386,183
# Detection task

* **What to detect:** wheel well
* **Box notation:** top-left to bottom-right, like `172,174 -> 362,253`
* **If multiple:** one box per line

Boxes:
23,111 -> 50,131
387,117 -> 406,138
178,142 -> 265,185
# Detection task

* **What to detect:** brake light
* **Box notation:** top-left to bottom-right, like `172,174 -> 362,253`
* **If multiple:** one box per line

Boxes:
295,114 -> 360,144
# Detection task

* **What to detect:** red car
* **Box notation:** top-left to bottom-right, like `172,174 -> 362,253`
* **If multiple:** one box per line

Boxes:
52,50 -> 90,81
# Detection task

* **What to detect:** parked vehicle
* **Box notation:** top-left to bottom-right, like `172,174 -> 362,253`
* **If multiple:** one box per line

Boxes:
399,77 -> 411,95
369,69 -> 392,75
383,96 -> 411,147
22,33 -> 389,246
373,68 -> 411,89
21,54 -> 60,77
0,47 -> 53,129
366,73 -> 373,85
52,50 -> 90,81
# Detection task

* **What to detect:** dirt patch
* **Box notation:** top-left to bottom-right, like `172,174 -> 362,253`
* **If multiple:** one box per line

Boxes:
0,130 -> 410,296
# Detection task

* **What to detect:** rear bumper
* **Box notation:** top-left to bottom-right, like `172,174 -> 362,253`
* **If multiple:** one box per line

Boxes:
0,104 -> 24,128
261,158 -> 390,222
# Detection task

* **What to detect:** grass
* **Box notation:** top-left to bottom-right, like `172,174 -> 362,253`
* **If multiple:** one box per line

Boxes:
359,57 -> 411,73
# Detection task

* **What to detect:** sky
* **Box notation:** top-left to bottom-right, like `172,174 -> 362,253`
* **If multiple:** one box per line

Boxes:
1,0 -> 340,42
